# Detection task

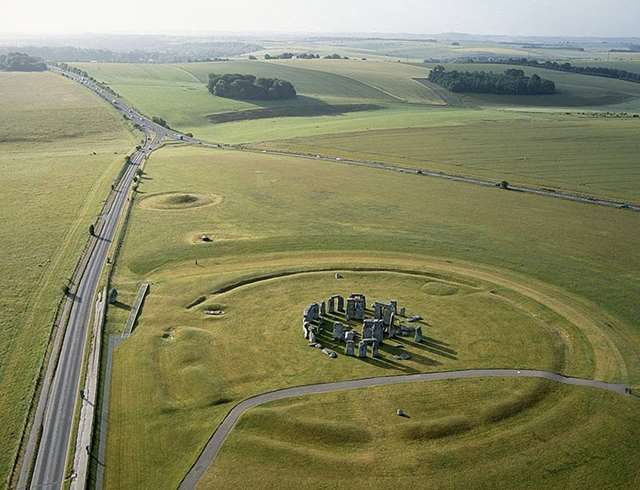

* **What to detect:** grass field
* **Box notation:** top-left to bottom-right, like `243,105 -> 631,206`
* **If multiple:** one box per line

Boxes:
255,113 -> 640,202
103,146 -> 639,489
272,59 -> 442,104
0,72 -> 136,482
202,378 -> 640,489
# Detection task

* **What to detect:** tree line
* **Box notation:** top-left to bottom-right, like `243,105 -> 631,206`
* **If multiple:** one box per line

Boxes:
497,58 -> 640,84
207,74 -> 296,100
263,52 -> 320,60
262,52 -> 349,60
428,65 -> 556,95
0,52 -> 47,72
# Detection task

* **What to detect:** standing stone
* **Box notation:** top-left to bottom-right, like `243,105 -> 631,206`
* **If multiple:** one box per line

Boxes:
344,330 -> 356,342
358,341 -> 368,358
303,322 -> 310,339
415,326 -> 423,343
347,294 -> 366,321
399,307 -> 406,316
372,320 -> 384,344
309,330 -> 316,343
337,296 -> 345,312
320,301 -> 326,317
328,297 -> 336,314
333,322 -> 345,341
373,302 -> 384,320
303,303 -> 320,322
372,341 -> 380,358
345,340 -> 355,356
362,319 -> 374,340
391,300 -> 398,312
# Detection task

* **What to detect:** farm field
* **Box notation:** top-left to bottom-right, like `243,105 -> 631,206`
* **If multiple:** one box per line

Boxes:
202,378 -> 640,489
272,58 -> 443,104
256,114 -> 640,202
74,60 -> 452,144
0,72 -> 137,481
103,146 -> 639,489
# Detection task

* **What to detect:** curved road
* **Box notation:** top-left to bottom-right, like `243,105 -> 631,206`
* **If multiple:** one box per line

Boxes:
178,369 -> 630,489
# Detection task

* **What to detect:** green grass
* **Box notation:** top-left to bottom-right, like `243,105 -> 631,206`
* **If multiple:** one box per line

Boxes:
103,146 -> 639,489
255,113 -> 640,201
0,71 -> 136,483
202,378 -> 640,489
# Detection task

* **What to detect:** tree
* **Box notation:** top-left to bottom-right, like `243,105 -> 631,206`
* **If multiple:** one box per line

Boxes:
207,74 -> 296,100
500,180 -> 510,190
89,224 -> 95,236
428,66 -> 555,95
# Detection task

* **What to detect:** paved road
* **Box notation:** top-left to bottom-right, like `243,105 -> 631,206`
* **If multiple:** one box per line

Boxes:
17,70 -> 180,489
178,369 -> 631,489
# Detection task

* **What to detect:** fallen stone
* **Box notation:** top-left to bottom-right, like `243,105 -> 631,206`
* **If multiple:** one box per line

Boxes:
322,348 -> 337,358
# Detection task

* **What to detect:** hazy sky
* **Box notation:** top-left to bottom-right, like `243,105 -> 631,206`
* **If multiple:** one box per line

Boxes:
3,0 -> 639,37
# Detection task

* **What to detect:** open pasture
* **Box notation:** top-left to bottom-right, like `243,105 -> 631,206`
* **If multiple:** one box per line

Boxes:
202,377 -> 640,489
102,146 -> 639,489
256,113 -> 640,201
0,71 -> 136,481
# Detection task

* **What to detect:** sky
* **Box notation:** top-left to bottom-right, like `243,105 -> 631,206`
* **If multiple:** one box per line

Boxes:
2,0 -> 639,37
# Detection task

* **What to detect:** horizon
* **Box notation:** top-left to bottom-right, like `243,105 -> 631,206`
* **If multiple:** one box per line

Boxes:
3,0 -> 640,38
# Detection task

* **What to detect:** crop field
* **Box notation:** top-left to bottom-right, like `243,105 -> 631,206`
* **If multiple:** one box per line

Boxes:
256,113 -> 640,201
203,379 -> 640,489
0,72 -> 136,481
102,146 -> 639,489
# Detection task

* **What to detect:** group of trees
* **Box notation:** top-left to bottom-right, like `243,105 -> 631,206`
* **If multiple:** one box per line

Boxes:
261,52 -> 349,60
263,52 -> 320,60
428,65 -> 556,95
497,58 -> 640,84
207,74 -> 296,100
0,52 -> 46,71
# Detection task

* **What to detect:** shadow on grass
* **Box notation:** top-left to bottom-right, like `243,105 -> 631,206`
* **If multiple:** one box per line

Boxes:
206,96 -> 383,124
111,300 -> 131,311
395,336 -> 458,360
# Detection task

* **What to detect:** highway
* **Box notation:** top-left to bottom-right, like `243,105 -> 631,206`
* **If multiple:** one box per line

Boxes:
178,369 -> 631,489
17,70 -> 179,489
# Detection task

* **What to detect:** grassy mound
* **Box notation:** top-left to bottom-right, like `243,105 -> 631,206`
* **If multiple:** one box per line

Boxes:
139,192 -> 222,210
